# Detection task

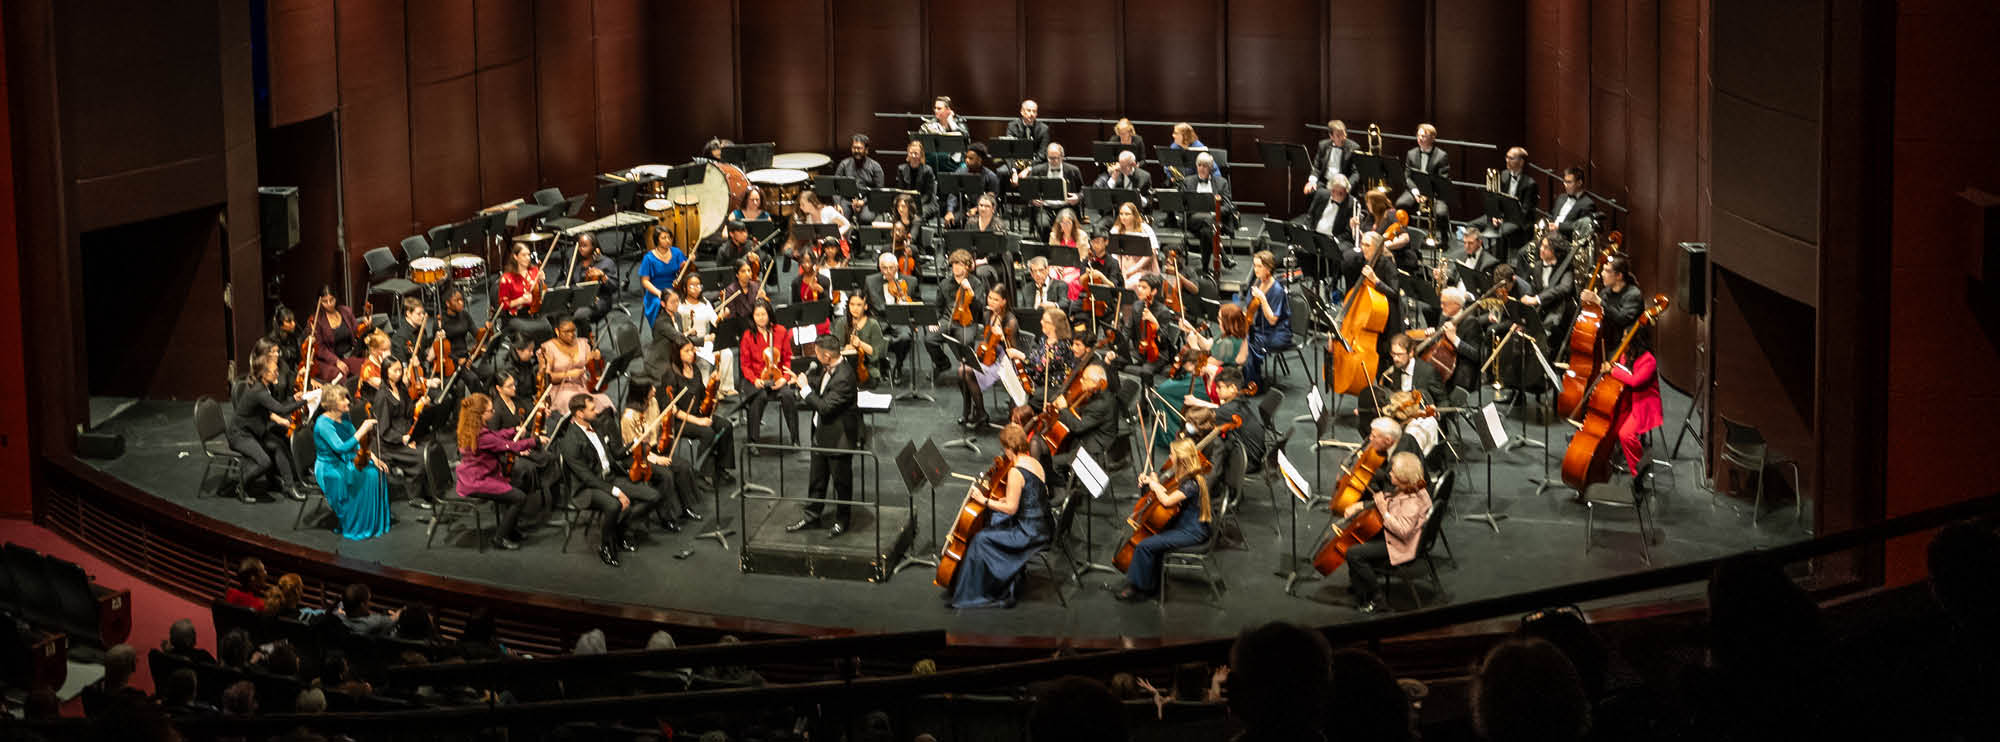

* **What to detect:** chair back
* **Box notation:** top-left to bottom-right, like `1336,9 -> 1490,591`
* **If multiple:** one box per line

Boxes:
291,427 -> 318,483
1719,416 -> 1767,468
607,314 -> 643,365
194,396 -> 228,443
533,188 -> 565,207
4,543 -> 56,628
400,235 -> 432,261
362,246 -> 401,280
422,443 -> 455,499
1287,296 -> 1313,338
41,555 -> 104,645
1413,471 -> 1453,558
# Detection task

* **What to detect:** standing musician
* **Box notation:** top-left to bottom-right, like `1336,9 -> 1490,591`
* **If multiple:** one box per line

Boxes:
945,142 -> 1002,227
944,423 -> 1051,609
1518,235 -> 1577,343
786,336 -> 863,537
485,367 -> 555,514
924,249 -> 987,379
1113,437 -> 1215,602
738,301 -> 801,447
1544,167 -> 1597,239
662,334 -> 737,486
618,387 -> 699,533
229,357 -> 306,504
1181,153 -> 1238,273
1019,308 -> 1077,409
539,318 -> 611,415
1395,123 -> 1452,221
1238,251 -> 1292,390
1093,151 -> 1155,226
1108,201 -> 1162,289
1022,255 -> 1069,312
832,292 -> 885,389
561,234 -> 618,332
1578,255 -> 1644,355
309,287 -> 363,383
638,228 -> 687,332
896,140 -> 940,219
1051,363 -> 1122,486
1605,325 -> 1661,489
554,394 -> 661,567
834,134 -> 886,221
1111,273 -> 1184,389
954,286 -> 1019,429
1015,143 -> 1085,234
1302,120 -> 1359,208
921,95 -> 969,174
453,393 -> 539,551
866,251 -> 919,385
1337,450 -> 1432,613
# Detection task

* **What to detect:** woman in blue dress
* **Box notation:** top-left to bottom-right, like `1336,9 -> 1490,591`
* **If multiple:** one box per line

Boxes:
1115,437 -> 1214,601
312,384 -> 392,540
948,424 -> 1050,609
1236,250 -> 1292,390
637,228 -> 685,332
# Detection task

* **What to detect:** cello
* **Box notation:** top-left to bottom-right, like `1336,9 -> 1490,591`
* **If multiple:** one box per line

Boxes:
1555,231 -> 1624,417
1559,294 -> 1669,491
935,451 -> 1017,589
1112,415 -> 1242,571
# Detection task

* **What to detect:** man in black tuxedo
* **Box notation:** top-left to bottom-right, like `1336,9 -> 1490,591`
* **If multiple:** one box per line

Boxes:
786,336 -> 862,536
1015,142 -> 1085,234
1486,146 -> 1539,258
1302,174 -> 1358,242
555,394 -> 662,567
1180,152 -> 1238,273
1435,287 -> 1491,396
897,140 -> 939,219
1112,273 -> 1182,385
1358,333 -> 1445,433
1300,119 -> 1358,218
1022,257 -> 1068,312
1395,123 -> 1451,220
1519,235 -> 1576,342
1092,150 -> 1155,226
1545,167 -> 1596,239
1004,99 -> 1050,165
1439,228 -> 1502,291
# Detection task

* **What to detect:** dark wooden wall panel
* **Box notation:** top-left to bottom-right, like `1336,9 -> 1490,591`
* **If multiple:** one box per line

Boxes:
928,0 -> 1019,141
1024,0 -> 1119,152
1326,1 -> 1425,131
475,0 -> 534,66
649,1 -> 735,160
1434,0 -> 1527,209
535,0 -> 598,197
1710,268 -> 1817,502
1225,0 -> 1318,211
593,0 -> 653,171
264,0 -> 337,126
477,60 -> 538,206
407,2 -> 481,231
334,0 -> 413,258
832,0 -> 926,155
406,0 -> 475,86
741,0 -> 832,150
1124,0 -> 1220,126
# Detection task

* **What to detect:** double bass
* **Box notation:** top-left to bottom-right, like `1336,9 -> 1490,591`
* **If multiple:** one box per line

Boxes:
1555,231 -> 1624,416
1559,294 -> 1669,491
935,451 -> 1017,589
1112,416 -> 1243,571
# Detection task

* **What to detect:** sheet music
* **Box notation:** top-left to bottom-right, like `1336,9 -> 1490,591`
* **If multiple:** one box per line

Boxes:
303,388 -> 325,419
1307,386 -> 1325,422
792,325 -> 818,346
696,341 -> 716,367
1277,452 -> 1312,504
1071,448 -> 1110,499
857,391 -> 893,410
1481,403 -> 1510,449
996,355 -> 1028,407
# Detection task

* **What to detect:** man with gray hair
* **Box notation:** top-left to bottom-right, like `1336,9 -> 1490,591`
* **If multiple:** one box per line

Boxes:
1092,149 -> 1155,225
1022,256 -> 1065,310
1180,152 -> 1238,274
161,617 -> 216,664
1017,142 -> 1085,233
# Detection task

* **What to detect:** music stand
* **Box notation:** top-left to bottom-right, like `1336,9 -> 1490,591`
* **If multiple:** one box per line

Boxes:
1045,242 -> 1080,269
937,172 -> 983,211
1407,170 -> 1453,210
865,188 -> 910,217
790,222 -> 841,246
1018,176 -> 1067,205
891,441 -> 940,575
1484,191 -> 1526,225
1465,402 -> 1511,532
987,137 -> 1039,168
912,133 -> 966,160
937,331 -> 982,452
719,143 -> 774,172
1157,190 -> 1216,249
592,180 -> 638,215
538,284 -> 588,322
1257,140 -> 1313,217
1092,140 -> 1143,166
1082,187 -> 1140,216
1066,448 -> 1122,581
853,225 -> 894,252
830,267 -> 871,297
881,304 -> 938,403
814,175 -> 861,203
1352,154 -> 1403,194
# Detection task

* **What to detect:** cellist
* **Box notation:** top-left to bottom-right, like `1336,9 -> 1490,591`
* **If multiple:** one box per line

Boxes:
1113,438 -> 1215,602
1337,451 -> 1432,613
1051,363 -> 1121,484
1577,255 -> 1645,354
1345,230 -> 1404,361
1604,323 -> 1661,494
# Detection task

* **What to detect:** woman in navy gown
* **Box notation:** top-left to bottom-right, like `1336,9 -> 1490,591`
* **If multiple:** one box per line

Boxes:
312,385 -> 392,540
1114,437 -> 1214,601
948,424 -> 1051,609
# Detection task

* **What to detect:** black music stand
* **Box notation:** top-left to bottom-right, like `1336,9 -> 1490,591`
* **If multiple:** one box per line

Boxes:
853,225 -> 894,253
537,284 -> 589,322
1018,176 -> 1068,206
1108,233 -> 1153,262
719,143 -> 774,171
592,180 -> 639,215
986,137 -> 1039,169
1465,402 -> 1510,532
790,222 -> 841,246
1258,140 -> 1313,217
937,172 -> 983,217
1092,140 -> 1144,166
1408,170 -> 1453,213
814,175 -> 861,203
831,267 -> 871,298
1157,190 -> 1216,248
891,441 -> 940,576
865,188 -> 910,218
1484,191 -> 1526,225
1045,242 -> 1080,269
1353,154 -> 1403,194
882,304 -> 938,403
913,133 -> 966,161
1082,187 -> 1141,216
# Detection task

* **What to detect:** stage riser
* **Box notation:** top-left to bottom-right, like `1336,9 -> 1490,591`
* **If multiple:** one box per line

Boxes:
741,505 -> 915,584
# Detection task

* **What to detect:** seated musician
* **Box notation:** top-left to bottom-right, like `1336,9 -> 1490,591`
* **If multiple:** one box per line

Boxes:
618,383 -> 698,533
1111,118 -> 1148,170
1339,451 -> 1433,613
1518,234 -> 1576,339
1017,308 -> 1077,409
484,331 -> 541,407
1395,123 -> 1451,221
1187,369 -> 1265,507
355,331 -> 393,396
486,365 -> 557,515
561,233 -> 618,333
1359,334 -> 1447,433
1187,303 -> 1251,403
924,249 -> 987,381
1304,174 -> 1358,244
1151,352 -> 1203,456
1607,326 -> 1661,490
924,96 -> 969,172
663,334 -> 736,486
832,292 -> 886,389
1438,227 -> 1501,294
498,243 -> 546,319
880,192 -> 921,234
945,423 -> 1051,609
453,393 -> 539,551
1434,287 -> 1492,397
1237,251 -> 1292,390
1301,120 -> 1358,213
1093,151 -> 1154,227
738,301 -> 800,448
1180,153 -> 1239,273
370,358 -> 430,499
554,394 -> 662,567
714,220 -> 762,269
714,257 -> 768,397
1015,143 -> 1084,234
437,287 -> 475,365
1489,147 -> 1539,257
1006,99 -> 1051,168
795,189 -> 853,238
1166,122 -> 1210,188
866,251 -> 919,386
792,252 -> 833,335
1544,167 -> 1597,239
1579,255 -> 1644,349
1113,273 -> 1182,386
1044,210 -> 1090,292
1051,363 -> 1121,483
1114,437 -> 1215,602
834,134 -> 885,221
1351,190 -> 1418,282
897,140 -> 939,219
1486,264 -> 1548,402
1384,390 -> 1444,460
1022,255 -> 1068,313
265,306 -> 304,388
539,318 -> 611,415
310,287 -> 363,383
389,296 -> 434,367
229,357 -> 306,504
955,287 -> 1019,429
945,143 -> 1002,228
640,279 -> 690,381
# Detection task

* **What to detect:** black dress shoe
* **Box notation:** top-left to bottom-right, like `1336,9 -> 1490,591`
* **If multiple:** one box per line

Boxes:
619,538 -> 639,553
717,470 -> 737,484
1115,586 -> 1150,602
828,523 -> 848,539
659,518 -> 682,533
490,536 -> 521,551
285,486 -> 308,502
680,508 -> 704,522
410,498 -> 433,510
598,546 -> 622,567
785,516 -> 820,533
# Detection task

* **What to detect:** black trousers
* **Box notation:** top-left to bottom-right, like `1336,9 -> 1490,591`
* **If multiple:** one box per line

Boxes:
465,487 -> 532,540
639,458 -> 695,515
1344,537 -> 1392,601
741,383 -> 799,445
577,479 -> 660,549
507,450 -> 555,513
678,419 -> 736,474
1185,213 -> 1234,275
377,440 -> 428,500
226,430 -> 291,497
802,453 -> 855,526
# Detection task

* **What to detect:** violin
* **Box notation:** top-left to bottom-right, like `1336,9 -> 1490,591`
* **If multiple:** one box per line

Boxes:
627,389 -> 684,483
950,285 -> 976,326
846,316 -> 872,385
1136,309 -> 1162,363
757,329 -> 792,386
1161,248 -> 1187,314
1113,415 -> 1242,571
353,417 -> 374,469
976,317 -> 1009,365
887,278 -> 914,304
507,379 -> 556,476
1024,331 -> 1118,448
351,300 -> 377,340
1559,294 -> 1669,490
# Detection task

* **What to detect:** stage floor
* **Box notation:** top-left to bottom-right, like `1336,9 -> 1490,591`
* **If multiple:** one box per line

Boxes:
81,374 -> 1808,645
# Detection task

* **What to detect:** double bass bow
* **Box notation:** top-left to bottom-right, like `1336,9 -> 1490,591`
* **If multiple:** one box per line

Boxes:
1558,294 -> 1669,491
1112,415 -> 1242,571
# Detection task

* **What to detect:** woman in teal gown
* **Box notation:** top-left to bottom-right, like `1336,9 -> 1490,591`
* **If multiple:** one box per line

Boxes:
948,424 -> 1051,609
312,384 -> 392,540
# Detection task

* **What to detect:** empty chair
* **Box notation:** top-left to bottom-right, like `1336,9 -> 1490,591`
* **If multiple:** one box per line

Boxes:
364,246 -> 420,306
401,234 -> 433,261
1718,416 -> 1804,525
1265,299 -> 1318,385
41,555 -> 108,647
533,188 -> 565,207
193,397 -> 245,498
5,543 -> 60,631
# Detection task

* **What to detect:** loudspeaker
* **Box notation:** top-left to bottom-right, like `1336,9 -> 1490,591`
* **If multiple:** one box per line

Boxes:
1678,242 -> 1709,317
76,430 -> 125,459
258,186 -> 300,252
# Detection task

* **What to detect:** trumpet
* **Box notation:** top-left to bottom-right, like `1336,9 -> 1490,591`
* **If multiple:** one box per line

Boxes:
1485,167 -> 1500,192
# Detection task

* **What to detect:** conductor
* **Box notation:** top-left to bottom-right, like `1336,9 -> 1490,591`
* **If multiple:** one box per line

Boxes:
786,336 -> 863,538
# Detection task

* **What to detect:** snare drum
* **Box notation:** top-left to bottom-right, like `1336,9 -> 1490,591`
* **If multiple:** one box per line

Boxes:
747,168 -> 810,219
448,254 -> 486,284
409,257 -> 448,285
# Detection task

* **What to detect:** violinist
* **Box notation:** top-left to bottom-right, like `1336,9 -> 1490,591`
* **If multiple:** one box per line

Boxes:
924,249 -> 986,378
1237,251 -> 1292,390
229,357 -> 307,503
792,253 -> 833,335
1114,273 -> 1182,385
1044,210 -> 1089,292
1113,437 -> 1214,602
486,367 -> 555,514
389,296 -> 434,366
1019,308 -> 1077,408
1022,256 -> 1067,312
1109,202 -> 1161,289
1051,363 -> 1121,483
310,287 -> 362,383
264,306 -> 304,392
737,301 -> 800,448
453,393 -> 539,550
1338,450 -> 1432,613
942,423 -> 1050,609
437,287 -> 475,366
554,394 -> 662,567
355,331 -> 393,397
1193,303 -> 1251,401
497,242 -> 546,326
370,358 -> 430,503
1385,390 -> 1444,459
955,286 -> 1018,429
664,333 -> 737,486
617,384 -> 697,533
832,292 -> 885,389
561,233 -> 618,332
1186,368 -> 1264,504
1360,334 -> 1446,432
1578,255 -> 1644,353
866,252 -> 918,385
639,228 -> 687,332
880,192 -> 921,234
714,220 -> 762,268
538,318 -> 611,415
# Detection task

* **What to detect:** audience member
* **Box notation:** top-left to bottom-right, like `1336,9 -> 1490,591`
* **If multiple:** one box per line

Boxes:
1327,648 -> 1412,742
574,628 -> 608,655
294,687 -> 328,713
393,602 -> 440,644
161,617 -> 216,664
1471,637 -> 1589,742
1107,672 -> 1147,701
1226,622 -> 1333,742
158,668 -> 218,718
84,644 -> 148,719
261,572 -> 310,619
319,654 -> 373,696
702,635 -> 766,687
220,679 -> 259,717
857,710 -> 895,742
1028,675 -> 1127,742
338,583 -> 397,636
1686,555 -> 1847,740
224,557 -> 269,611
25,686 -> 62,720
456,606 -> 512,661
1515,607 -> 1608,702
259,640 -> 302,678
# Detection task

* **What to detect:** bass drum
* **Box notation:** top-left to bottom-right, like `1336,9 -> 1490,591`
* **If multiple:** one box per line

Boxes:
668,161 -> 750,245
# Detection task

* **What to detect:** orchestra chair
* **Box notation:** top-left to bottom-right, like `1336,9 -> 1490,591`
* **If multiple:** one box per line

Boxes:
1026,498 -> 1070,607
1583,464 -> 1656,566
290,427 -> 330,529
363,246 -> 421,308
192,397 -> 246,499
1718,416 -> 1804,528
1263,298 -> 1318,386
1158,500 -> 1229,610
1382,470 -> 1454,608
422,443 -> 496,552
552,452 -> 606,554
1236,389 -> 1291,525
402,234 -> 433,261
1424,446 -> 1458,565
533,188 -> 565,207
599,313 -> 644,409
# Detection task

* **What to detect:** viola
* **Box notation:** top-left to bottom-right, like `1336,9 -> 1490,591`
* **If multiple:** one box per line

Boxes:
1556,231 -> 1625,417
1162,248 -> 1187,314
950,286 -> 976,326
757,329 -> 792,386
1559,294 -> 1669,491
1113,416 -> 1242,572
1025,331 -> 1118,448
1136,309 -> 1161,363
936,452 -> 1017,589
292,305 -> 320,430
350,300 -> 377,340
